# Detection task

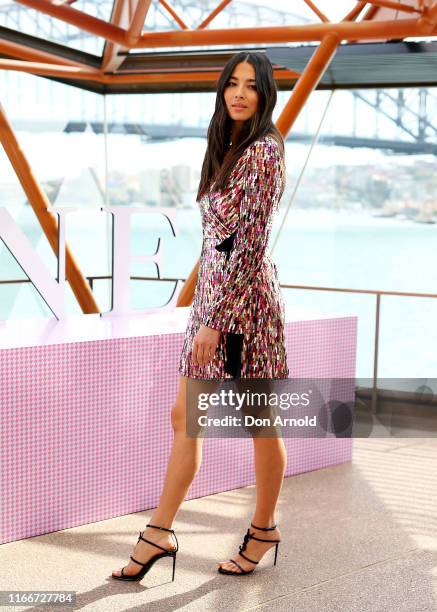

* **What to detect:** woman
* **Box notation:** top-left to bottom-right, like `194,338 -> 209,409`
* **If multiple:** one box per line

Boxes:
112,50 -> 289,581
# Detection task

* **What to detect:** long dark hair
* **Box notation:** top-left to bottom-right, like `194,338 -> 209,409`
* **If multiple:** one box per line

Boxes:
196,51 -> 284,202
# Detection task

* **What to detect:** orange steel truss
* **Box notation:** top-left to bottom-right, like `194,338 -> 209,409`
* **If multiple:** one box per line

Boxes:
0,1 -> 436,313
0,103 -> 100,314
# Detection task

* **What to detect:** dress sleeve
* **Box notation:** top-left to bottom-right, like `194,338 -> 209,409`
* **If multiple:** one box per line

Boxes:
200,137 -> 284,333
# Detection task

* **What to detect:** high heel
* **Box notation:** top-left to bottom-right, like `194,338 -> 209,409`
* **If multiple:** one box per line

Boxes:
218,522 -> 281,576
112,523 -> 179,582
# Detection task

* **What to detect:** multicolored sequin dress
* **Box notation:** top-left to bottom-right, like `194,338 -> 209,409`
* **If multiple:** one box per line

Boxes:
178,133 -> 289,380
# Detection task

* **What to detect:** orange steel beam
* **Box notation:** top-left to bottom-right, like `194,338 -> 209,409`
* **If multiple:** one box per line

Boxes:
159,0 -> 189,30
427,1 -> 437,21
197,0 -> 233,29
364,0 -> 422,13
175,260 -> 200,307
101,0 -> 129,72
0,101 -> 100,314
101,0 -> 151,72
135,18 -> 436,47
0,59 -> 299,84
276,33 -> 339,141
302,0 -> 330,23
102,68 -> 299,85
14,0 -> 128,46
125,0 -> 152,46
0,59 -> 101,79
0,38 -> 98,69
357,0 -> 423,43
12,2 -> 437,51
275,0 -> 368,147
362,4 -> 381,19
343,1 -> 369,21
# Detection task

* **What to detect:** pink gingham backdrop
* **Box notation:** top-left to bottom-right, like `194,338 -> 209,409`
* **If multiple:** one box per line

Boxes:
0,316 -> 357,544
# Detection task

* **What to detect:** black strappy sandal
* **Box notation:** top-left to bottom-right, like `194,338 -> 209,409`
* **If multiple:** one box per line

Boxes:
217,522 -> 280,576
112,523 -> 179,582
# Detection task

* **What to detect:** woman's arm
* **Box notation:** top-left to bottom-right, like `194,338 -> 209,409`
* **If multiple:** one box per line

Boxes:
200,136 -> 284,333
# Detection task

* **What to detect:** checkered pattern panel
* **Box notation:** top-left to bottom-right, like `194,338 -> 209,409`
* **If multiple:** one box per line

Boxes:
0,316 -> 356,544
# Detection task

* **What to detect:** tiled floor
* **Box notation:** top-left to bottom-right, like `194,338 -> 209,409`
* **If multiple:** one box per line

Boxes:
1,438 -> 436,611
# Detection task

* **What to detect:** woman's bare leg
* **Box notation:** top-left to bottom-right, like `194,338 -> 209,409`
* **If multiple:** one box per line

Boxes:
218,435 -> 287,572
251,436 -> 287,526
112,375 -> 205,577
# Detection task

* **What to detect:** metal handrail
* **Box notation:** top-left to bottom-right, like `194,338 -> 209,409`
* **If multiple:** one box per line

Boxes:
2,275 -> 435,414
280,283 -> 437,414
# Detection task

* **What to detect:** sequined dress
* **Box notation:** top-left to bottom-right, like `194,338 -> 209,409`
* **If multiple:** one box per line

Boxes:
178,133 -> 289,380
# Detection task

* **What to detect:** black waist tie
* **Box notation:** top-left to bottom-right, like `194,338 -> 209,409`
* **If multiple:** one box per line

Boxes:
224,332 -> 244,378
214,230 -> 237,258
215,230 -> 244,379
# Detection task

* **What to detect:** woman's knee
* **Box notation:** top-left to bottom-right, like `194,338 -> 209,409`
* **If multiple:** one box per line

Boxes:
171,397 -> 186,432
253,434 -> 287,456
170,377 -> 187,431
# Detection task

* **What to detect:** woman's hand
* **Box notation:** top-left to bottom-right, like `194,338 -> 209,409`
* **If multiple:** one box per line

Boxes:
192,325 -> 221,366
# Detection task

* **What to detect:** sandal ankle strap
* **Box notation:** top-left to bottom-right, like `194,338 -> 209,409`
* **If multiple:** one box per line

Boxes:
146,523 -> 179,552
250,522 -> 277,531
146,523 -> 175,534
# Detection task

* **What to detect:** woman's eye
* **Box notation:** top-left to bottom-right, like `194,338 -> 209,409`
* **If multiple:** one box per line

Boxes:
226,81 -> 256,89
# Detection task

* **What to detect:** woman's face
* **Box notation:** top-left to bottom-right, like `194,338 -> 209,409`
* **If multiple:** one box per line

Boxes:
224,61 -> 259,124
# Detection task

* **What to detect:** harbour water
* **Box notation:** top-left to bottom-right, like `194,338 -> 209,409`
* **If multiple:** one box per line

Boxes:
1,203 -> 436,379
